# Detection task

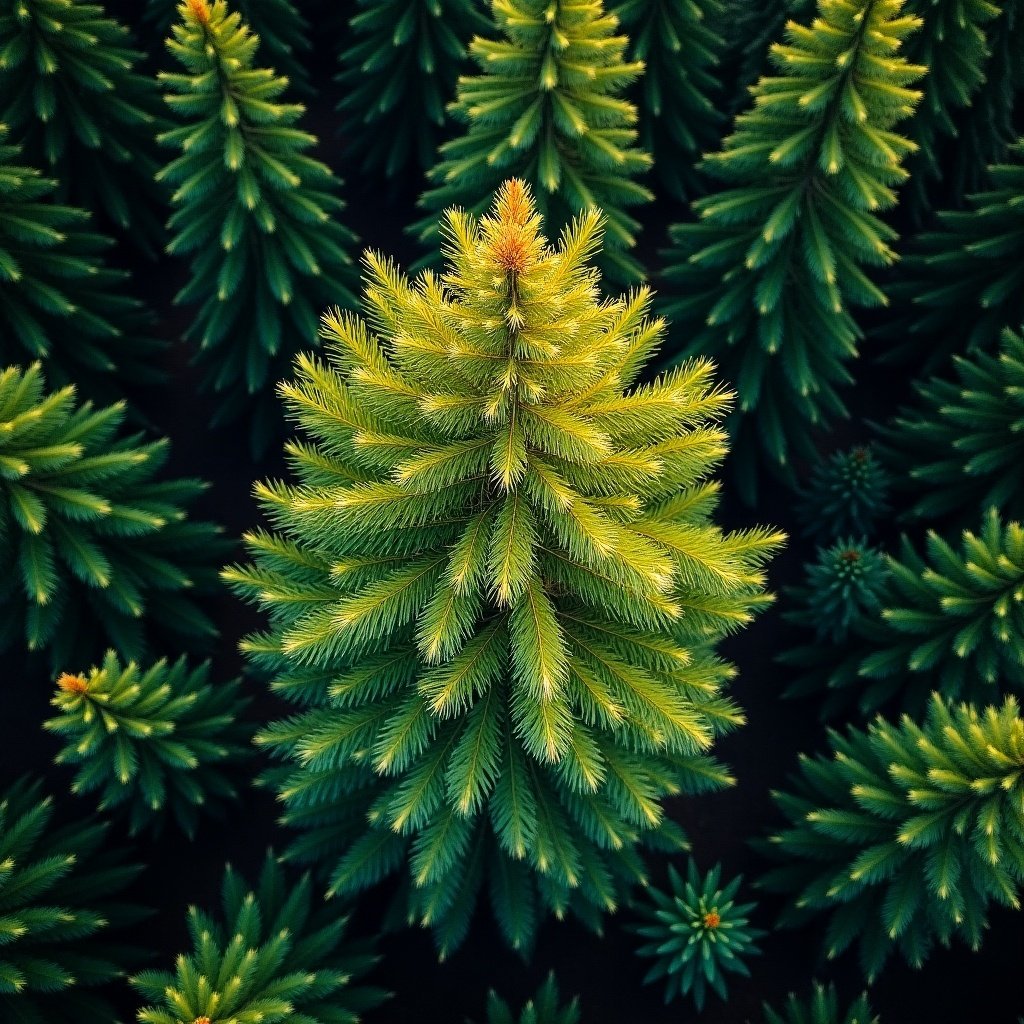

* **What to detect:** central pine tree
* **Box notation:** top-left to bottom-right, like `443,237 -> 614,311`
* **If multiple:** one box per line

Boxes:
412,0 -> 653,283
228,181 -> 783,955
661,0 -> 924,498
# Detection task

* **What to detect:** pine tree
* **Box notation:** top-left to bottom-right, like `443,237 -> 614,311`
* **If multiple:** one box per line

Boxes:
0,362 -> 227,667
760,693 -> 1024,980
146,0 -> 313,93
412,0 -> 653,283
661,0 -> 925,499
886,140 -> 1024,372
0,0 -> 168,248
0,776 -> 144,1024
44,651 -> 252,836
227,180 -> 784,955
795,446 -> 891,542
900,0 -> 1000,218
631,859 -> 763,1009
785,538 -> 890,645
762,983 -> 879,1024
778,539 -> 889,715
877,326 -> 1024,525
0,130 -> 163,395
614,0 -> 725,200
778,538 -> 891,713
481,974 -> 580,1024
159,0 -> 359,451
131,853 -> 387,1024
336,0 -> 490,178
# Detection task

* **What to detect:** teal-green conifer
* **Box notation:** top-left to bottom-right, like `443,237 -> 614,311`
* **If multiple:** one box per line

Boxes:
877,326 -> 1024,524
482,975 -> 580,1024
787,538 -> 890,644
0,0 -> 167,247
227,181 -> 783,955
778,538 -> 890,714
615,0 -> 725,199
886,140 -> 1024,371
632,859 -> 762,1009
796,446 -> 890,542
774,536 -> 888,712
0,777 -> 144,1024
763,983 -> 879,1024
0,130 -> 162,394
131,854 -> 387,1024
412,0 -> 653,283
44,651 -> 252,836
0,362 -> 227,667
159,0 -> 359,450
337,0 -> 489,178
761,694 -> 1024,980
661,0 -> 925,498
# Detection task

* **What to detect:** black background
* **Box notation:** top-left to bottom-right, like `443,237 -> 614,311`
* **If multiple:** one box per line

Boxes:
2,1 -> 1023,1021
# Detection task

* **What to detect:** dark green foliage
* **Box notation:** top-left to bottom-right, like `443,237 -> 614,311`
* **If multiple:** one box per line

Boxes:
857,508 -> 1024,706
877,326 -> 1024,524
784,538 -> 890,645
632,859 -> 762,1009
146,0 -> 313,93
761,693 -> 1024,980
0,130 -> 162,394
227,182 -> 783,955
901,0 -> 1000,218
413,0 -> 653,283
0,362 -> 227,667
481,974 -> 580,1024
778,538 -> 890,715
784,509 -> 1024,713
763,983 -> 879,1024
0,0 -> 167,248
44,651 -> 252,836
0,777 -> 144,1024
615,0 -> 725,199
337,0 -> 489,178
159,0 -> 358,450
886,140 -> 1024,371
796,446 -> 891,542
662,0 -> 925,499
131,853 -> 387,1024
942,0 -> 1024,199
722,0 -> 812,104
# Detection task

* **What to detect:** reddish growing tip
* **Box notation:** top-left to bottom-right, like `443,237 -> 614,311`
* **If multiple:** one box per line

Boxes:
57,673 -> 89,695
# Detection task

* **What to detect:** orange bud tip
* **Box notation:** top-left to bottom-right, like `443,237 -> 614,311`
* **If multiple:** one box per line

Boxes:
702,910 -> 722,929
186,0 -> 210,24
57,673 -> 89,695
